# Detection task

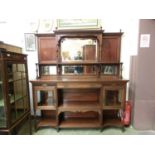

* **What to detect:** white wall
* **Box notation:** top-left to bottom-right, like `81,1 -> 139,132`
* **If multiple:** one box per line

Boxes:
0,19 -> 139,112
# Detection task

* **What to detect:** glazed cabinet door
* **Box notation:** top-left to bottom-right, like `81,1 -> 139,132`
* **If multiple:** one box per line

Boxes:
34,86 -> 57,110
38,36 -> 57,63
0,62 -> 7,128
102,84 -> 126,110
6,63 -> 29,124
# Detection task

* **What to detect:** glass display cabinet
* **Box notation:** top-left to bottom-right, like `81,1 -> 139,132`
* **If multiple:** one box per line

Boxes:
0,49 -> 31,134
31,29 -> 128,132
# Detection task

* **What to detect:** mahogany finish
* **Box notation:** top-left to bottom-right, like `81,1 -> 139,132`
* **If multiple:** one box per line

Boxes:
31,29 -> 128,132
0,48 -> 31,134
37,34 -> 57,63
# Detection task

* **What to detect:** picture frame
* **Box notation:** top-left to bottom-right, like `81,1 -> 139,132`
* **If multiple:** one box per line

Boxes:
24,33 -> 36,51
57,19 -> 101,29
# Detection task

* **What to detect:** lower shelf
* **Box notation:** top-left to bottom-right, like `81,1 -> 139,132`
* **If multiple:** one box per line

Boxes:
37,119 -> 57,128
59,118 -> 101,128
103,118 -> 123,127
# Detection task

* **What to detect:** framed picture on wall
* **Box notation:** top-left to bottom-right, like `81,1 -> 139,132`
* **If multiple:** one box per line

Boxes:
57,19 -> 101,29
24,33 -> 36,51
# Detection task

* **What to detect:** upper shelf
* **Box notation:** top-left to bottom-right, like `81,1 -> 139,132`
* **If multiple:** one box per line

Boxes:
38,62 -> 123,65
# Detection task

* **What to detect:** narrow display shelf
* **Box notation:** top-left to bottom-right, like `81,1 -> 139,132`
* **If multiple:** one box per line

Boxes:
103,118 -> 123,127
59,117 -> 101,128
58,61 -> 99,65
37,104 -> 56,110
103,105 -> 122,110
37,62 -> 123,65
37,118 -> 57,128
58,102 -> 101,113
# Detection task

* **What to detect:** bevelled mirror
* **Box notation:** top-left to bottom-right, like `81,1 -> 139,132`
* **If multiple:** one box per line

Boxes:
60,38 -> 98,62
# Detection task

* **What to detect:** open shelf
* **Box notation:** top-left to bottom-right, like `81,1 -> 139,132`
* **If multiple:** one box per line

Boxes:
58,110 -> 101,128
103,105 -> 122,110
103,118 -> 123,127
37,105 -> 56,110
37,118 -> 57,128
59,117 -> 101,128
58,102 -> 101,113
102,109 -> 123,127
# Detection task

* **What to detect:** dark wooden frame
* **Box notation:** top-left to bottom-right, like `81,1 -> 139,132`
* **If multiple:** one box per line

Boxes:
0,49 -> 31,134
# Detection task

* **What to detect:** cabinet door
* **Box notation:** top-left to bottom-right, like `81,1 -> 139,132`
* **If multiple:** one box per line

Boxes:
101,34 -> 121,62
7,63 -> 29,124
102,85 -> 125,109
0,62 -> 7,128
38,36 -> 57,63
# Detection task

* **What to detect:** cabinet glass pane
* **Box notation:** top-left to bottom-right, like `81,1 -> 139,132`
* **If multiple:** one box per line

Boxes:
104,89 -> 122,106
62,65 -> 96,75
13,72 -> 22,80
0,63 -> 7,127
8,82 -> 15,103
17,64 -> 25,72
7,63 -> 28,124
36,90 -> 56,107
101,65 -> 118,75
23,96 -> 29,112
41,66 -> 57,75
14,80 -> 23,100
15,99 -> 24,119
22,79 -> 27,96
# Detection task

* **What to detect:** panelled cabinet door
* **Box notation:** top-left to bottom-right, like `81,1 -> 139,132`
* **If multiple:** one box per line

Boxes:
38,36 -> 57,63
101,33 -> 122,62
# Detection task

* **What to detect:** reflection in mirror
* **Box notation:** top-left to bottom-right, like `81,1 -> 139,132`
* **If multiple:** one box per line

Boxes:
61,38 -> 98,61
62,65 -> 96,75
41,66 -> 57,75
